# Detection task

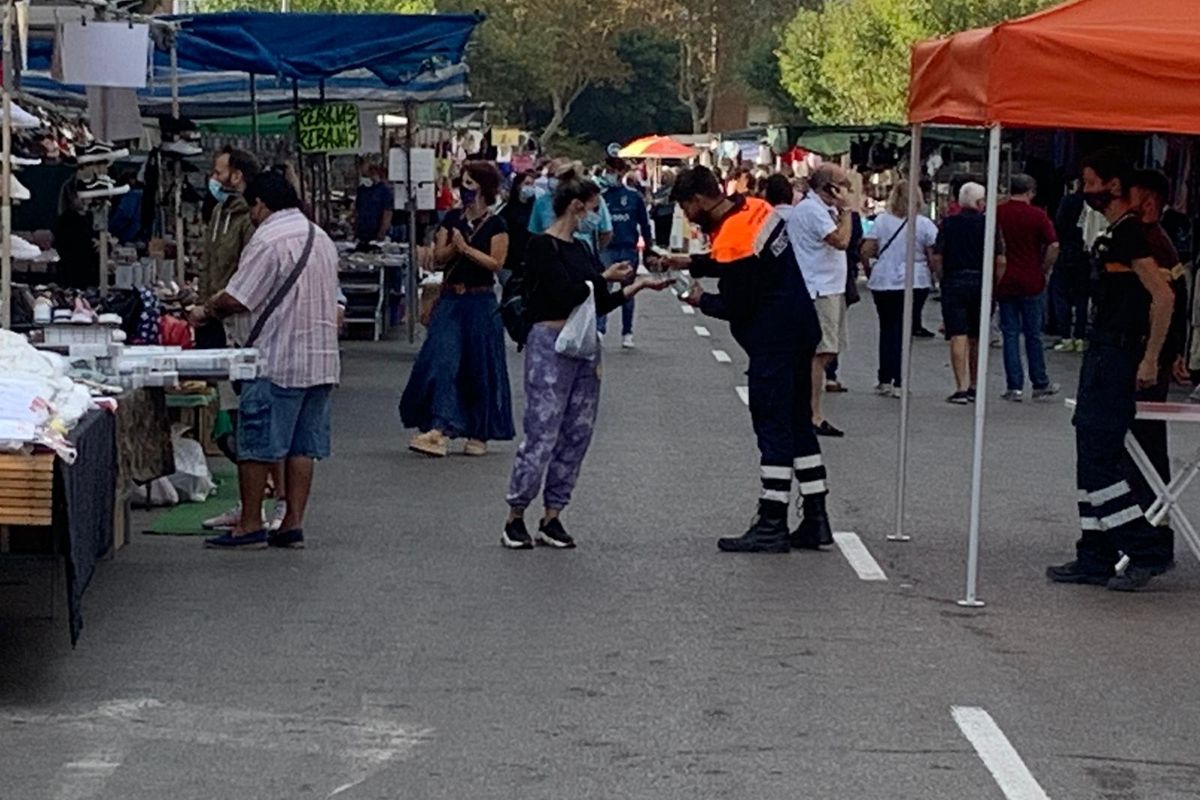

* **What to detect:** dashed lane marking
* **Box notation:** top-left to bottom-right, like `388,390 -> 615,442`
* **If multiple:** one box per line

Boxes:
952,706 -> 1051,800
680,304 -> 695,315
832,532 -> 888,581
712,350 -> 732,363
735,386 -> 750,406
694,325 -> 710,337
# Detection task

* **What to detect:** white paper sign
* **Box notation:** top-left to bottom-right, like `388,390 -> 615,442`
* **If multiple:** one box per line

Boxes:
392,181 -> 435,211
387,147 -> 436,184
59,20 -> 150,88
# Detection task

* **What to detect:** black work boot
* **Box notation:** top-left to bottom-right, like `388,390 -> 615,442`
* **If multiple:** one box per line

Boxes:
791,495 -> 834,550
718,502 -> 790,553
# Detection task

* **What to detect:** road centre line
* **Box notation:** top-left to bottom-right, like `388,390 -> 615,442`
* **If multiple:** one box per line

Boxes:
712,350 -> 732,363
694,325 -> 711,337
832,532 -> 887,581
951,706 -> 1051,800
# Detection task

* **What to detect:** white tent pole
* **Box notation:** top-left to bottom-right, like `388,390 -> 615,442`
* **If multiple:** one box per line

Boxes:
959,123 -> 1003,609
0,1 -> 11,330
890,123 -> 923,543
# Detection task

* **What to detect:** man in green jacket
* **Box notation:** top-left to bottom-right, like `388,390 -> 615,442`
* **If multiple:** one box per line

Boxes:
197,146 -> 260,348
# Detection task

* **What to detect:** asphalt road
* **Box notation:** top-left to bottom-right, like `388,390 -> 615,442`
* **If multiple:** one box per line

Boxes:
3,289 -> 1199,800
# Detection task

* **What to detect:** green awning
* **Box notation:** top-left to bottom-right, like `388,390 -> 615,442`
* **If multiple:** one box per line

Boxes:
196,110 -> 296,136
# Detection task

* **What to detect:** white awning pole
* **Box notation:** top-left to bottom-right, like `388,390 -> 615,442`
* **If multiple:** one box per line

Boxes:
959,124 -> 1003,608
0,1 -> 12,330
890,123 -> 923,543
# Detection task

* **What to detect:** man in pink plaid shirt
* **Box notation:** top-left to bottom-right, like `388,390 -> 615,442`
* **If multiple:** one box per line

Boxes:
190,171 -> 341,550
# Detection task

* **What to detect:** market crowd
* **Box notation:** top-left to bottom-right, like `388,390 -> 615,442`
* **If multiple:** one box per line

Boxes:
143,135 -> 1194,592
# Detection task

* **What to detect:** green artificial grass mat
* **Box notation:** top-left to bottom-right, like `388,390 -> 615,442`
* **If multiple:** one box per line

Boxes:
143,469 -> 237,535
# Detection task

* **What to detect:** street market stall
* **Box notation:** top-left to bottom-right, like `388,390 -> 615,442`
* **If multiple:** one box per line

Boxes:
895,0 -> 1200,604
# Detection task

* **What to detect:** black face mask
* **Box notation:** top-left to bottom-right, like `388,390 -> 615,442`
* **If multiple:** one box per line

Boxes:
1083,189 -> 1113,212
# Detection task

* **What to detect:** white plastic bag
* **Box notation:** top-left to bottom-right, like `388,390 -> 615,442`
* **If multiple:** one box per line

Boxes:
555,283 -> 599,360
167,433 -> 216,503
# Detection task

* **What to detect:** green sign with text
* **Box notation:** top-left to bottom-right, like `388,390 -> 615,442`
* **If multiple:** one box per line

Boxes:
297,103 -> 360,153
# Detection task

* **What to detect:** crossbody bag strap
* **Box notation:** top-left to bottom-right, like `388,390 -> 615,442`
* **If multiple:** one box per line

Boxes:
875,218 -> 908,261
245,222 -> 317,348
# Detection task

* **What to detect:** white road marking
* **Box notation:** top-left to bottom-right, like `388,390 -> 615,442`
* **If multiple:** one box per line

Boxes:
712,350 -> 732,363
832,532 -> 888,581
5,698 -> 431,800
53,745 -> 125,800
693,325 -> 710,337
952,706 -> 1051,800
680,304 -> 695,315
735,386 -> 750,406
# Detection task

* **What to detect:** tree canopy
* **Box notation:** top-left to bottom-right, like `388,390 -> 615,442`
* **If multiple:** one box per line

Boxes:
778,0 -> 1058,125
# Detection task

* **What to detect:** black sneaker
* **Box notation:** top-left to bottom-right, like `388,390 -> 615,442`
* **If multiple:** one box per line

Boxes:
1046,559 -> 1111,586
947,390 -> 972,405
814,420 -> 845,437
1107,567 -> 1155,592
501,518 -> 534,549
913,327 -> 936,339
537,518 -> 575,549
76,139 -> 130,164
77,175 -> 130,200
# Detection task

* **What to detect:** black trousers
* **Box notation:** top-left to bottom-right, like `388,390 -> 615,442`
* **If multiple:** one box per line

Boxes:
747,349 -> 828,505
1072,344 -> 1169,570
873,290 -> 904,386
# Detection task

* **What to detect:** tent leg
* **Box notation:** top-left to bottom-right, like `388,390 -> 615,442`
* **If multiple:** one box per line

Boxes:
293,79 -> 305,206
249,73 -> 259,153
405,102 -> 418,345
890,123 -> 923,543
959,124 -> 1003,609
170,38 -> 184,286
0,1 -> 11,330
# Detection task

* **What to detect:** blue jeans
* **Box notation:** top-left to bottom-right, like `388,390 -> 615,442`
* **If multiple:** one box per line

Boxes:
597,247 -> 637,336
998,295 -> 1050,391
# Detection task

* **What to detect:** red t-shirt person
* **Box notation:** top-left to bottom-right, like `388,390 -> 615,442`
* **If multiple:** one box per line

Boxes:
996,198 -> 1058,299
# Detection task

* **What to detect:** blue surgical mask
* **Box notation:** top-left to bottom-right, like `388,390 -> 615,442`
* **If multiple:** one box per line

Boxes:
519,184 -> 536,202
460,187 -> 478,207
580,210 -> 601,233
208,177 -> 230,204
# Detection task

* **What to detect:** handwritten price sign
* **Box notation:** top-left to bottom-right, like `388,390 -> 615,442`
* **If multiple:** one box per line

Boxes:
297,103 -> 361,153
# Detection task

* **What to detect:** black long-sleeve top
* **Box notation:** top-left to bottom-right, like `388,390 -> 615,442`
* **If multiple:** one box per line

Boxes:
523,233 -> 626,323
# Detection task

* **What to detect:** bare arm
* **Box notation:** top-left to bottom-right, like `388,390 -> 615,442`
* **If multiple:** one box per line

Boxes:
377,209 -> 393,242
1134,255 -> 1175,385
205,290 -> 249,320
860,239 -> 879,260
432,226 -> 456,266
994,254 -> 1007,286
929,253 -> 944,280
823,210 -> 853,251
458,231 -> 509,274
598,231 -> 613,251
1042,242 -> 1061,275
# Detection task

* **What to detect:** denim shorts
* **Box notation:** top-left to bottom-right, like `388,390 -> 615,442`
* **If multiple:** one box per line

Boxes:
236,378 -> 333,462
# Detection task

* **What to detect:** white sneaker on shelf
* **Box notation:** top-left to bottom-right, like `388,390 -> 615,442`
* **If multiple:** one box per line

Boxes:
10,174 -> 30,201
8,102 -> 43,129
10,234 -> 42,260
269,499 -> 287,531
76,139 -> 130,164
161,140 -> 203,157
9,155 -> 40,168
77,175 -> 130,200
202,502 -> 243,531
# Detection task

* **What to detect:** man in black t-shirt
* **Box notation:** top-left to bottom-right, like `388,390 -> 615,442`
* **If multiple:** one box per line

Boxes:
1119,170 -> 1190,569
1047,151 -> 1176,592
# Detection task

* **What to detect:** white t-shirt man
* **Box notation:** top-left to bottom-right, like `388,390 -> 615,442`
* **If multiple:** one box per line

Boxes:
787,193 -> 847,299
864,212 -> 938,292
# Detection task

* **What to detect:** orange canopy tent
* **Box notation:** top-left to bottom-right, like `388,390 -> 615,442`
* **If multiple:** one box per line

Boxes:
908,0 -> 1200,135
895,0 -> 1200,606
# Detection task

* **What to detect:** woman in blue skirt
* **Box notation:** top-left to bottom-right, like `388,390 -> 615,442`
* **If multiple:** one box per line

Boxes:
401,162 -> 515,457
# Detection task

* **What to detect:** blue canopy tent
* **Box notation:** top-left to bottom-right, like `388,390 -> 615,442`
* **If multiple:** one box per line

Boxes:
16,12 -> 479,339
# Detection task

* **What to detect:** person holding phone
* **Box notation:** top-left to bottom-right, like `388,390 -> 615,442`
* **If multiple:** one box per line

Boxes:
654,166 -> 834,554
785,164 -> 854,437
503,173 -> 670,550
401,162 -> 514,458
